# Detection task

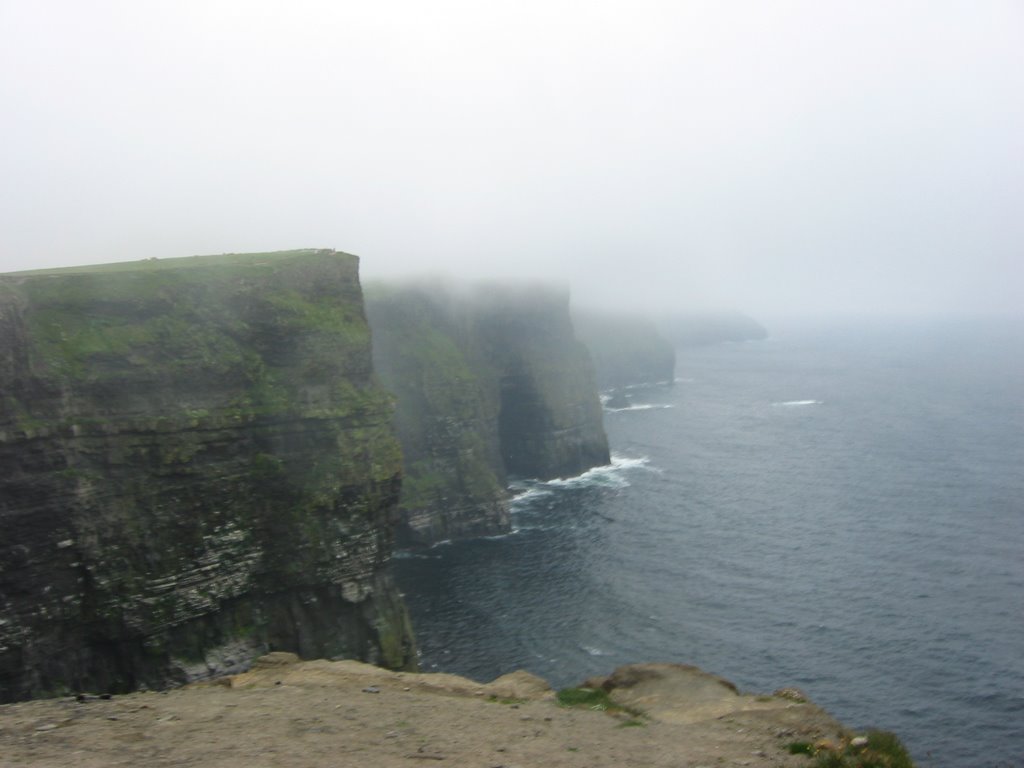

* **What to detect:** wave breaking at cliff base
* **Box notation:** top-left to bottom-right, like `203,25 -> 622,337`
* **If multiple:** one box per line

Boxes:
510,453 -> 655,500
604,403 -> 674,412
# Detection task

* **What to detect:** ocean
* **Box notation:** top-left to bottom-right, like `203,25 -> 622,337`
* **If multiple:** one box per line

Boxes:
393,316 -> 1024,768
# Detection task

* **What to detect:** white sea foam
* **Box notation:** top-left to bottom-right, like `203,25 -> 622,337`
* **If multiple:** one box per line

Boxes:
604,403 -> 673,412
544,463 -> 631,490
508,523 -> 557,533
772,399 -> 823,407
392,550 -> 441,560
508,453 -> 655,503
608,453 -> 655,471
580,645 -> 608,656
510,486 -> 555,504
540,453 -> 655,491
481,529 -> 520,541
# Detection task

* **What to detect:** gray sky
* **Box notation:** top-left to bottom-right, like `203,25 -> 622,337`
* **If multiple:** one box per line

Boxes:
1,0 -> 1021,316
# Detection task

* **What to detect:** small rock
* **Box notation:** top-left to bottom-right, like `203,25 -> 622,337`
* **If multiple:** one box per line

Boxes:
254,651 -> 301,669
362,686 -> 380,694
773,687 -> 807,703
485,669 -> 553,700
851,736 -> 869,748
35,724 -> 58,732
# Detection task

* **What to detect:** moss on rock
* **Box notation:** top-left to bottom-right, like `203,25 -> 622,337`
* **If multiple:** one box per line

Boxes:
0,249 -> 415,702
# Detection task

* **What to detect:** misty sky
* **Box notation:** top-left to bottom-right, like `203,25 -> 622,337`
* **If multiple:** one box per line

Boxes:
1,1 -> 1021,316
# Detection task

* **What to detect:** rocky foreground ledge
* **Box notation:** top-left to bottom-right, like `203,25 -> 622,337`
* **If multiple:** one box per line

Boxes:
0,655 -> 862,767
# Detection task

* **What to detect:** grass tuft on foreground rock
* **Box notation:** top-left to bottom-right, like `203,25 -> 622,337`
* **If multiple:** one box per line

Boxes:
789,730 -> 914,768
556,687 -> 644,719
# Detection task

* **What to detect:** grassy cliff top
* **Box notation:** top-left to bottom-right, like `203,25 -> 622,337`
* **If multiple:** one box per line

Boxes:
3,249 -> 352,278
0,247 -> 377,424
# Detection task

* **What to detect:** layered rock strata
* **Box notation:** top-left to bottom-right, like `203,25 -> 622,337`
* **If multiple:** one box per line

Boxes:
366,281 -> 610,547
0,250 -> 415,702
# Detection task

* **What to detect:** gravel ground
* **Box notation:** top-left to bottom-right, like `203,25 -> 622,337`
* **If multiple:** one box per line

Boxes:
0,656 -> 851,768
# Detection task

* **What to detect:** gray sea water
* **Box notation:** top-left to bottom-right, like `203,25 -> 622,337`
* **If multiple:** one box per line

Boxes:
393,316 -> 1024,768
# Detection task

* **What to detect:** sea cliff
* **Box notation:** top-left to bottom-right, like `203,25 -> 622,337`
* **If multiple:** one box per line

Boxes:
573,309 -> 676,389
0,250 -> 415,702
366,281 -> 610,547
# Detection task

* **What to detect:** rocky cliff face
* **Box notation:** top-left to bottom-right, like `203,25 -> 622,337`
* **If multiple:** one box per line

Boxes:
366,281 -> 610,547
0,250 -> 415,702
573,310 -> 676,389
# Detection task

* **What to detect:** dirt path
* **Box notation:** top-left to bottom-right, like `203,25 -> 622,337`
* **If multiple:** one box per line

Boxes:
0,656 -> 851,767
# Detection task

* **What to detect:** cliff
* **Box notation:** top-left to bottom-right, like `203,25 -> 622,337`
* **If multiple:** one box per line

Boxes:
0,250 -> 415,703
572,309 -> 676,389
365,281 -> 610,547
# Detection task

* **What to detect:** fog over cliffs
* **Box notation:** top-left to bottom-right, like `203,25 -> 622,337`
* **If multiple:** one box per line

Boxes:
0,252 -> 692,700
2,2 -> 1021,319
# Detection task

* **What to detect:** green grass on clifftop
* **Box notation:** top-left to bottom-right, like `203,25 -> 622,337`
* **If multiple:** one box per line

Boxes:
5,248 -> 346,277
556,687 -> 644,718
805,731 -> 915,768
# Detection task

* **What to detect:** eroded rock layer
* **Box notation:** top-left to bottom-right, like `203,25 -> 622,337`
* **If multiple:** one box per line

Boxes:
0,250 -> 415,702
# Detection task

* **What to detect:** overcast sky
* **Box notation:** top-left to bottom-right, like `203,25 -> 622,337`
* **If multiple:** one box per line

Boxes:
1,1 -> 1021,316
